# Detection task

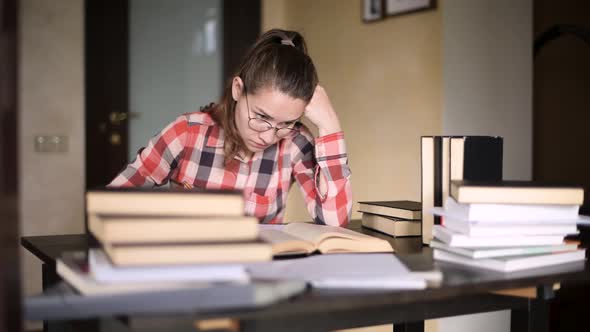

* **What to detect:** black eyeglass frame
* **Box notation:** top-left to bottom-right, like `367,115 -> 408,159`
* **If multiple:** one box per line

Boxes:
243,89 -> 302,138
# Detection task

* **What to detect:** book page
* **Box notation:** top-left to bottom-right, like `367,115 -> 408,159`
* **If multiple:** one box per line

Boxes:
283,223 -> 374,243
258,226 -> 315,255
247,254 -> 425,289
282,223 -> 393,254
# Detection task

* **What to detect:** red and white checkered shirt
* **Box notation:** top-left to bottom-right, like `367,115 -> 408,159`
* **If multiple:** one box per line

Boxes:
109,111 -> 352,226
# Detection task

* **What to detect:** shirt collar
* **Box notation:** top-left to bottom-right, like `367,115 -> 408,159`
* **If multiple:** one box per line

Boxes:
205,125 -> 269,163
205,125 -> 225,148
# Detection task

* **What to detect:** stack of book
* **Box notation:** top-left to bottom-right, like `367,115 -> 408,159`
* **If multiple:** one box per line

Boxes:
430,181 -> 587,272
357,200 -> 422,237
421,136 -> 503,244
86,188 -> 272,266
57,188 -> 273,295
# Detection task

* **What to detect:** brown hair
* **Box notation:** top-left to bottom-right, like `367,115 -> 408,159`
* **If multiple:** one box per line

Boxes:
207,29 -> 319,163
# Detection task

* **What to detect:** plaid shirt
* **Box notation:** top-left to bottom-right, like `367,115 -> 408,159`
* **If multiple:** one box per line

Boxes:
109,111 -> 352,226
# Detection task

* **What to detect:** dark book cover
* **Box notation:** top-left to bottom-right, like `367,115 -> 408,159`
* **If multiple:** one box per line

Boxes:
463,136 -> 503,182
433,136 -> 443,225
357,200 -> 421,211
453,180 -> 582,189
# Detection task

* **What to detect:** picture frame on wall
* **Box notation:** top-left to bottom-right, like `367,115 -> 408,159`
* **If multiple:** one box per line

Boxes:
362,0 -> 384,23
385,0 -> 436,17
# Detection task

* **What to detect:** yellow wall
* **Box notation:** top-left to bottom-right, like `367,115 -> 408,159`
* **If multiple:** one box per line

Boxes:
263,0 -> 442,222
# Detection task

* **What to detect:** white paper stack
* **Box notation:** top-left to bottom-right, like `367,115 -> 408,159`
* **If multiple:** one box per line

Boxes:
247,254 -> 429,289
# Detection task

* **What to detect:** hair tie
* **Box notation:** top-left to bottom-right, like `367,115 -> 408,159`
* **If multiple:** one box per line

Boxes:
281,38 -> 295,47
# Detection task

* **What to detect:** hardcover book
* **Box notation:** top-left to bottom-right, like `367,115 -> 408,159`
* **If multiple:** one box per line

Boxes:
103,240 -> 273,266
440,216 -> 578,237
434,197 -> 580,222
357,200 -> 421,220
361,213 -> 421,237
89,214 -> 259,244
430,241 -> 579,259
432,225 -> 566,248
86,188 -> 244,217
433,248 -> 585,272
450,136 -> 503,184
450,180 -> 584,205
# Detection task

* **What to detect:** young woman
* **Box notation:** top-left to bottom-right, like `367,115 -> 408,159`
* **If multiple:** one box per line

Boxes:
109,29 -> 351,226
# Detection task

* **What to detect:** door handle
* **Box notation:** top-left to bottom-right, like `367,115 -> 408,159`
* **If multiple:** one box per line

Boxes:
109,111 -> 140,125
109,111 -> 128,125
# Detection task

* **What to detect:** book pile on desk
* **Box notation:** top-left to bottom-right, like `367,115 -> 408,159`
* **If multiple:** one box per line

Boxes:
357,200 -> 422,237
57,188 -> 274,295
430,180 -> 587,272
86,188 -> 272,266
421,135 -> 503,245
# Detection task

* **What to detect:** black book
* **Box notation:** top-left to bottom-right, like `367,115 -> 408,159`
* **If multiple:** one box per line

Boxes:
357,200 -> 421,220
450,136 -> 503,183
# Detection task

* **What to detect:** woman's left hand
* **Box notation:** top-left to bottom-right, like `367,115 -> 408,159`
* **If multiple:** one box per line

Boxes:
304,85 -> 342,137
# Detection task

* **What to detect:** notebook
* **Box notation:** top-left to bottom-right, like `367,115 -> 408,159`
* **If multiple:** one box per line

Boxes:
247,253 -> 426,289
88,249 -> 249,283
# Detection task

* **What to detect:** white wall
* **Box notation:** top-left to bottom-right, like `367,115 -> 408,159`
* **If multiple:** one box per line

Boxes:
442,0 -> 533,180
440,0 -> 533,331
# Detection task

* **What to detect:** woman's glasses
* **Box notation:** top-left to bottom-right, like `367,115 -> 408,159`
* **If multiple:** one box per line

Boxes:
244,92 -> 300,138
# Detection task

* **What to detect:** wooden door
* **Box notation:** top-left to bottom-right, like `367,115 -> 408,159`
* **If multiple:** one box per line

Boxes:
85,0 -> 130,189
533,0 -> 590,213
85,0 -> 260,189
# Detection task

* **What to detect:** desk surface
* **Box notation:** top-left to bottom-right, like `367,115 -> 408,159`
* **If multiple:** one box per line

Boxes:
21,220 -> 425,264
22,221 -> 590,296
22,221 -> 590,331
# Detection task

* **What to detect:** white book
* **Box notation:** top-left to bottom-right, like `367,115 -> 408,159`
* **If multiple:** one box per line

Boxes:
439,197 -> 580,222
247,254 -> 426,290
430,240 -> 579,259
57,252 -> 210,296
89,249 -> 249,283
433,206 -> 587,226
441,217 -> 578,237
433,248 -> 586,272
432,225 -> 565,248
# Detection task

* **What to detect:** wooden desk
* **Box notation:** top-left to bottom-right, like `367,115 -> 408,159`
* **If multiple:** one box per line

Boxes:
22,221 -> 590,332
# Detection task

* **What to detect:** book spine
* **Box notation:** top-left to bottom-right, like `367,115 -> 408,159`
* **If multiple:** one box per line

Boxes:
441,137 -> 451,209
434,137 -> 443,226
421,137 -> 435,245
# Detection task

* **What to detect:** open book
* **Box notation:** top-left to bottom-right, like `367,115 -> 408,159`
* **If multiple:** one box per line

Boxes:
258,223 -> 393,256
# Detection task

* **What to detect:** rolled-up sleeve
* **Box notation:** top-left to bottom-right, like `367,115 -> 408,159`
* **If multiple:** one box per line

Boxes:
108,115 -> 188,187
291,128 -> 352,227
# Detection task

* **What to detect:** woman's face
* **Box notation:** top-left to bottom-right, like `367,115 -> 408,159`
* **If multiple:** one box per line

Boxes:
232,77 -> 306,154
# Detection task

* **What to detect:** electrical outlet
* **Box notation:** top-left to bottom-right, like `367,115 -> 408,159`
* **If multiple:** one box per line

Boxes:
34,135 -> 68,153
